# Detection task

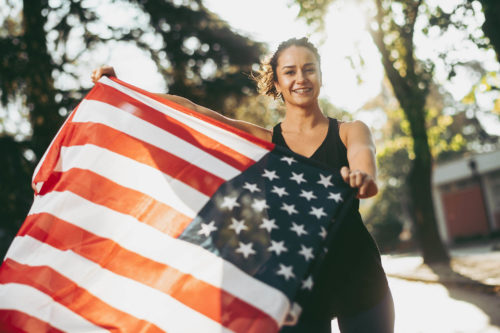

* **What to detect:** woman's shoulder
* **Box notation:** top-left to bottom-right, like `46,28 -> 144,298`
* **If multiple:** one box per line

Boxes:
337,119 -> 369,130
337,119 -> 371,146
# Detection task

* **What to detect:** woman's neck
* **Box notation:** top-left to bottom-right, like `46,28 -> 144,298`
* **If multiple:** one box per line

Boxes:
281,102 -> 327,133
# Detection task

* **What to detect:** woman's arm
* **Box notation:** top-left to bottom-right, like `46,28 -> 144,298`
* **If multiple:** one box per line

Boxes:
153,93 -> 271,141
339,120 -> 378,199
91,66 -> 272,141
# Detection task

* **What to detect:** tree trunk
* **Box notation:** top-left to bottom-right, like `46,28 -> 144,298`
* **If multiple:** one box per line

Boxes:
22,0 -> 61,158
369,0 -> 450,264
404,100 -> 450,263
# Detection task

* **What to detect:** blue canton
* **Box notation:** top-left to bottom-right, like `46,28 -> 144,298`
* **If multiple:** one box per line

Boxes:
178,145 -> 355,306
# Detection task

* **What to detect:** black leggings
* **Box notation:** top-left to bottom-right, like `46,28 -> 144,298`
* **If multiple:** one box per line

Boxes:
280,290 -> 395,333
337,289 -> 395,333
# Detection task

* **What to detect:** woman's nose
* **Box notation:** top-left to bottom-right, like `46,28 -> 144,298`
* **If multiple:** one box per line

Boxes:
296,70 -> 306,82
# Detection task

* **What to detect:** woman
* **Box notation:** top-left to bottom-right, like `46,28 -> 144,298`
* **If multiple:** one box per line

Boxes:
92,37 -> 394,333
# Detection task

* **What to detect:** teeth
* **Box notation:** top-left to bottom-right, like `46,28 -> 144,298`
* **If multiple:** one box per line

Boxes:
294,88 -> 311,93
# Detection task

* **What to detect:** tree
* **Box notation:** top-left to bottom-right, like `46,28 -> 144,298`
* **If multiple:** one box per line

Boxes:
0,0 -> 264,258
471,0 -> 500,62
424,1 -> 500,120
361,78 -> 498,251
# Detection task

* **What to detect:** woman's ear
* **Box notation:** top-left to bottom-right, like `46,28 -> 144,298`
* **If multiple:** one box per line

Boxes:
274,80 -> 281,95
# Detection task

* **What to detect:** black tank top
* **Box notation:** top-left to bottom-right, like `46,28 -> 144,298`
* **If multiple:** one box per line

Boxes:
272,118 -> 389,318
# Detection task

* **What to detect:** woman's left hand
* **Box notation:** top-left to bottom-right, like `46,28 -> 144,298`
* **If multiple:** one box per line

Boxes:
340,166 -> 378,199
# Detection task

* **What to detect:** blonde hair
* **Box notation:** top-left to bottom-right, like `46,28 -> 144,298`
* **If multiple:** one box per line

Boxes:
252,37 -> 321,100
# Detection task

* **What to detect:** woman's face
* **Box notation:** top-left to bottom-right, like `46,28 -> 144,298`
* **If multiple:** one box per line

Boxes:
273,45 -> 321,108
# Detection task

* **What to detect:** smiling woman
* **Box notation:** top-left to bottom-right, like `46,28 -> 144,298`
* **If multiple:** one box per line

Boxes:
91,36 -> 393,333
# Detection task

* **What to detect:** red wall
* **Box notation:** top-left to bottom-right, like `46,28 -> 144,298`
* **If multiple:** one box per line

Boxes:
441,185 -> 490,239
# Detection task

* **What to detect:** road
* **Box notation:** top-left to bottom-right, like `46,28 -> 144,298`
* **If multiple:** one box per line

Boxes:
331,277 -> 500,333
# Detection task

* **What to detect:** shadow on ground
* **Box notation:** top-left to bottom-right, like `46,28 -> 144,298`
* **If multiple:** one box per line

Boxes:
427,263 -> 500,327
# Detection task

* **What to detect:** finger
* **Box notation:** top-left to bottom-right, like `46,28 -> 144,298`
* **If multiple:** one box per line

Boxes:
349,170 -> 361,188
351,173 -> 358,188
91,68 -> 101,83
359,180 -> 370,197
355,171 -> 365,187
340,166 -> 350,183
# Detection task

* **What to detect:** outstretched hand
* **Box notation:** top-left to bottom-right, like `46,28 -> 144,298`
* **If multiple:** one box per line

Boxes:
340,166 -> 378,199
91,66 -> 116,84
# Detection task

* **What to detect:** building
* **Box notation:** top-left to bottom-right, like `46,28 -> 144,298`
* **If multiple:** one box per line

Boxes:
433,150 -> 500,244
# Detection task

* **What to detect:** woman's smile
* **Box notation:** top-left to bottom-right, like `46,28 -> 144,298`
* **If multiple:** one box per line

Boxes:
292,87 -> 313,95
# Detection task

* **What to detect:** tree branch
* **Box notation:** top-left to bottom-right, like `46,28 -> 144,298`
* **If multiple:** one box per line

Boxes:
369,0 -> 408,96
403,0 -> 422,81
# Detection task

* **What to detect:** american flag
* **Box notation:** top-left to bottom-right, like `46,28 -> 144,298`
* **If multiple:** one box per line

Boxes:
0,77 -> 355,332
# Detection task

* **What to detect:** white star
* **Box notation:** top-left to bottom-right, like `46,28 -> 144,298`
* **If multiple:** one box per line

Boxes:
271,186 -> 289,197
299,190 -> 317,201
262,169 -> 279,181
260,218 -> 278,233
290,172 -> 307,185
220,196 -> 240,210
319,226 -> 327,239
281,203 -> 298,215
290,222 -> 308,236
328,192 -> 343,203
268,240 -> 288,255
197,221 -> 217,237
236,242 -> 256,258
251,198 -> 269,212
243,182 -> 260,193
309,206 -> 327,219
281,156 -> 297,165
276,264 -> 295,280
317,174 -> 333,188
298,245 -> 314,261
302,276 -> 314,290
229,218 -> 248,235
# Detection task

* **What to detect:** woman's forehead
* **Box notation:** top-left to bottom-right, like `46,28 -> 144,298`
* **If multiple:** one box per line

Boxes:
277,46 -> 319,66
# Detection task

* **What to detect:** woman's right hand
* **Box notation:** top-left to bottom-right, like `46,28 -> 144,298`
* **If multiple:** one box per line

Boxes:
91,66 -> 116,84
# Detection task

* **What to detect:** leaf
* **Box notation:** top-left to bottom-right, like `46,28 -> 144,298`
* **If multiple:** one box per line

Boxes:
493,98 -> 500,115
461,89 -> 476,104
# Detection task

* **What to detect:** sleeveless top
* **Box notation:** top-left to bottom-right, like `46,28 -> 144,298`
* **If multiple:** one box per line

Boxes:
272,118 -> 389,318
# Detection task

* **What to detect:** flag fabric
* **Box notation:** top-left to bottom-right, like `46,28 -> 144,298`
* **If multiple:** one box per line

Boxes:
0,77 -> 355,333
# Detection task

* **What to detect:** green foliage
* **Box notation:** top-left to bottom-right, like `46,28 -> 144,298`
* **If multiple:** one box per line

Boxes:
291,0 -> 335,32
364,182 -> 404,252
319,98 -> 353,121
471,0 -> 500,62
228,95 -> 285,129
0,137 -> 33,257
131,0 -> 265,111
461,72 -> 500,118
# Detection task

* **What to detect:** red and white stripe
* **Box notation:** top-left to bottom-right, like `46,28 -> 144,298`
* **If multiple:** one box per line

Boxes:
0,77 -> 292,333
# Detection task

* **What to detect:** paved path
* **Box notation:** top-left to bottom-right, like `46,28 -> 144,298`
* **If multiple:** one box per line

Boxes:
331,277 -> 500,333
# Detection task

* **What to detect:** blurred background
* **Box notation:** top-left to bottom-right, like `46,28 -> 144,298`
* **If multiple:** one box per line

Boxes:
1,0 -> 499,332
